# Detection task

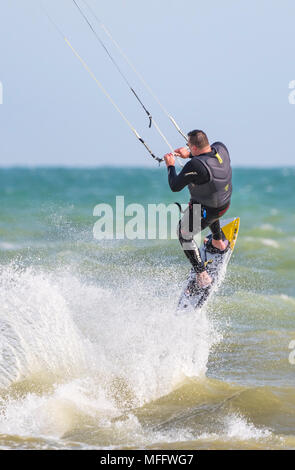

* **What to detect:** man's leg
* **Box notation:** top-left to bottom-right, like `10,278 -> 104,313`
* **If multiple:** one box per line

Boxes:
178,204 -> 212,287
208,219 -> 228,251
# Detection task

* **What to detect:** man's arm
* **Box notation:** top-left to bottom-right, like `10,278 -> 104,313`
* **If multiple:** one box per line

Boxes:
164,153 -> 210,192
167,161 -> 197,192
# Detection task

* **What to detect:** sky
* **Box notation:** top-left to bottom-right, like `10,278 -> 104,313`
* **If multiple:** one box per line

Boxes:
0,0 -> 294,167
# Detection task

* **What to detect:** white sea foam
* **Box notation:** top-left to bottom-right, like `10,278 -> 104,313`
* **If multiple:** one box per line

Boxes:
223,413 -> 271,440
0,377 -> 117,439
279,294 -> 295,305
0,266 -> 91,389
0,263 -> 219,441
259,224 -> 282,233
198,413 -> 272,442
260,238 -> 280,248
0,242 -> 21,250
243,236 -> 280,248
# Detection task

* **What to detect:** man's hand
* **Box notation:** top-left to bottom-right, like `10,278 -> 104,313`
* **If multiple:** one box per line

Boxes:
164,153 -> 175,167
174,147 -> 190,159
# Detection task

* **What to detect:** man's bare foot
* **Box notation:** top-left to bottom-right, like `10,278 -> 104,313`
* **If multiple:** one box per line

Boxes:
212,239 -> 228,251
204,238 -> 229,251
197,270 -> 212,288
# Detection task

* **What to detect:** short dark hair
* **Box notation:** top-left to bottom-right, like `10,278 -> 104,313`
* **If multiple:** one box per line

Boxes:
187,129 -> 209,149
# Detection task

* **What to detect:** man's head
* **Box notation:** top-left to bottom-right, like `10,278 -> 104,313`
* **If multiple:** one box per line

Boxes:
187,130 -> 211,156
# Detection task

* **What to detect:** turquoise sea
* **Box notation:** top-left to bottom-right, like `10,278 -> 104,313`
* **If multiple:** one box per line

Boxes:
0,166 -> 295,449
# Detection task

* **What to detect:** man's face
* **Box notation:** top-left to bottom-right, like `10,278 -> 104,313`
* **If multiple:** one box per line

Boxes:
187,139 -> 198,156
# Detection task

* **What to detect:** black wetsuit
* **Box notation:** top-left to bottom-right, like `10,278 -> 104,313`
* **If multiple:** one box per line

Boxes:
167,142 -> 232,273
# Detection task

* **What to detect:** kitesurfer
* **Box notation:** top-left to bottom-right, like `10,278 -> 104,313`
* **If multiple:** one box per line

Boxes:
164,129 -> 232,288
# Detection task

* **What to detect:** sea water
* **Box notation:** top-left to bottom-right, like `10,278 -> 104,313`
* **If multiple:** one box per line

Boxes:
0,166 -> 294,449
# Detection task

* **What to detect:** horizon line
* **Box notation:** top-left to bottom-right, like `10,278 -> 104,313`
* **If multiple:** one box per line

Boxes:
0,164 -> 294,170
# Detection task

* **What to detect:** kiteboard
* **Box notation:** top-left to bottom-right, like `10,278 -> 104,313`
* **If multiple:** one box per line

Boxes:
176,217 -> 240,314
